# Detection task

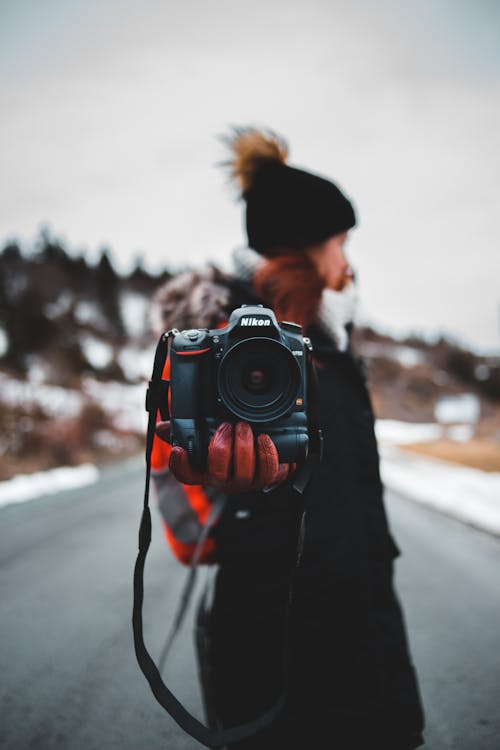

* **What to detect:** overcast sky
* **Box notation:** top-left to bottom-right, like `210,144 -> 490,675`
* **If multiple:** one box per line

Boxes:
1,0 -> 499,352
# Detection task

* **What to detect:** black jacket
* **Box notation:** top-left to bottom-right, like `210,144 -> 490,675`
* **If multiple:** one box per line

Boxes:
205,283 -> 425,750
153,270 -> 425,749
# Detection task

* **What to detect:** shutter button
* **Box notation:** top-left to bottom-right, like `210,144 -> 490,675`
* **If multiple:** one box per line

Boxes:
186,329 -> 199,340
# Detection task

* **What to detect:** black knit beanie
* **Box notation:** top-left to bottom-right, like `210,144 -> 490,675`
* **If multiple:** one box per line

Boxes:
224,127 -> 356,254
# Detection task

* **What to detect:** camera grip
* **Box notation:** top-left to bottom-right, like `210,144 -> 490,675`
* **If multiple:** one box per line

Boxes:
171,418 -> 208,472
170,347 -> 211,471
269,430 -> 308,464
204,419 -> 309,465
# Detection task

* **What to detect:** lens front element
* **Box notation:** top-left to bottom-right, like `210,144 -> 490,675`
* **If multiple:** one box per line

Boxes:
243,367 -> 270,393
218,338 -> 301,422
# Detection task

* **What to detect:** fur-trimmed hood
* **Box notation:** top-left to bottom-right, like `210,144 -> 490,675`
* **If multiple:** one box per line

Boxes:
151,247 -> 358,351
150,265 -> 232,335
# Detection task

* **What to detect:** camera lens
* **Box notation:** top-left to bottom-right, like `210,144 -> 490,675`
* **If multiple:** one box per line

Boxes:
243,367 -> 270,393
218,338 -> 301,422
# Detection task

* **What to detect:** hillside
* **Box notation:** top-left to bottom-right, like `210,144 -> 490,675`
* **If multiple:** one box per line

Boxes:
1,233 -> 498,480
350,328 -> 500,471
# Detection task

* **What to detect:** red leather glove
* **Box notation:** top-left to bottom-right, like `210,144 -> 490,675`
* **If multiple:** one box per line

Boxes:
156,421 -> 294,493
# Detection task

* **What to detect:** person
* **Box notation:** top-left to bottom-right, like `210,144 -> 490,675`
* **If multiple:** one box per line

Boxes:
150,128 -> 425,749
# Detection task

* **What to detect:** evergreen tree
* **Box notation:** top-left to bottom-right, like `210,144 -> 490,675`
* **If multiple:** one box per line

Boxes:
4,287 -> 55,371
36,228 -> 69,266
95,248 -> 125,339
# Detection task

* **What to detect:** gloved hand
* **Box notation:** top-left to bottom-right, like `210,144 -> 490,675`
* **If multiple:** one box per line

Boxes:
155,420 -> 294,493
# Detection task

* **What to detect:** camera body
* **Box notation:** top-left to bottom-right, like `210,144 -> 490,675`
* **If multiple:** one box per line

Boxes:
169,305 -> 310,470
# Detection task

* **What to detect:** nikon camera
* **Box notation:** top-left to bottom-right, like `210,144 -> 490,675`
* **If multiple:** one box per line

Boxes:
169,305 -> 310,470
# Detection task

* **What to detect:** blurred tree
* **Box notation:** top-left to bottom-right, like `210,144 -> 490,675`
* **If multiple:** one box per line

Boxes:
35,228 -> 69,267
0,263 -> 7,324
66,254 -> 92,293
95,248 -> 125,340
4,287 -> 55,371
480,364 -> 500,402
127,254 -> 150,291
1,242 -> 27,302
1,241 -> 22,264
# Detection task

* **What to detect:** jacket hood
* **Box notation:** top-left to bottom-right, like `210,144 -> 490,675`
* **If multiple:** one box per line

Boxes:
150,265 -> 231,336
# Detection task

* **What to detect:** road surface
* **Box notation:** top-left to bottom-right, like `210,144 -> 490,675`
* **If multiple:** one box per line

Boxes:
1,457 -> 499,749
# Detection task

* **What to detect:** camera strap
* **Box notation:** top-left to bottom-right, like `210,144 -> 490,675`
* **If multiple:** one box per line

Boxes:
133,331 -> 288,748
157,493 -> 225,673
156,349 -> 325,685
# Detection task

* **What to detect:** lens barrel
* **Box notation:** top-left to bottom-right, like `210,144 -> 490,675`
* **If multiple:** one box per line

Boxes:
217,338 -> 301,422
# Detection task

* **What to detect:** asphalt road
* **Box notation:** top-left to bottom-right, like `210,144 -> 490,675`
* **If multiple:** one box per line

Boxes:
1,458 -> 499,750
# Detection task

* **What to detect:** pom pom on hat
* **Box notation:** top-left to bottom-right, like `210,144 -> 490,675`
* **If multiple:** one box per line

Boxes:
222,126 -> 289,194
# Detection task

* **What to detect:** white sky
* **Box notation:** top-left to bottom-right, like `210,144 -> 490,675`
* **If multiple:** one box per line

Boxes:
1,0 -> 499,352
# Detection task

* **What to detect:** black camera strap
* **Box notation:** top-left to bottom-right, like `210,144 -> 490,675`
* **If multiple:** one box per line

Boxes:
133,331 -> 289,748
157,345 -> 325,673
157,493 -> 225,673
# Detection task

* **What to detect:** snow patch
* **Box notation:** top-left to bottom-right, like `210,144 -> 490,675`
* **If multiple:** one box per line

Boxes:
446,424 -> 475,443
45,291 -> 74,319
0,327 -> 8,357
81,335 -> 113,369
120,292 -> 148,339
392,346 -> 426,368
380,447 -> 500,536
0,371 -> 147,432
27,359 -> 48,385
435,393 -> 480,424
361,342 -> 426,367
118,344 -> 154,380
376,418 -> 476,446
377,417 -> 500,537
474,363 -> 490,381
82,377 -> 147,432
0,464 -> 99,509
74,300 -> 104,327
0,372 -> 83,418
375,419 -> 443,445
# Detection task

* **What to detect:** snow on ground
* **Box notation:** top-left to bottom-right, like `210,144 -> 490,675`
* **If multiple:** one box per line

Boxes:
81,377 -> 147,432
44,291 -> 74,319
377,419 -> 500,536
360,342 -> 426,367
120,292 -> 149,339
0,327 -> 8,357
435,393 -> 480,424
446,424 -> 475,443
0,369 -> 148,431
80,335 -> 114,369
380,446 -> 500,536
475,363 -> 491,381
0,464 -> 99,509
0,370 -> 148,509
118,344 -> 155,381
0,371 -> 83,418
391,346 -> 426,368
74,299 -> 105,328
375,420 -> 443,445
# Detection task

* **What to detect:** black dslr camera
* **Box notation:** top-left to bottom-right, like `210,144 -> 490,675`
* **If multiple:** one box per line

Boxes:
169,305 -> 310,470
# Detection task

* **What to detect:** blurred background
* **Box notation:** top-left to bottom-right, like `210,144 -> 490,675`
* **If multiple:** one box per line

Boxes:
1,0 -> 500,482
1,1 -> 499,749
1,0 -> 500,490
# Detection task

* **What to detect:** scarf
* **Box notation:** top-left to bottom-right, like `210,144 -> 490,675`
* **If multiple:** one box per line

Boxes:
232,246 -> 358,352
